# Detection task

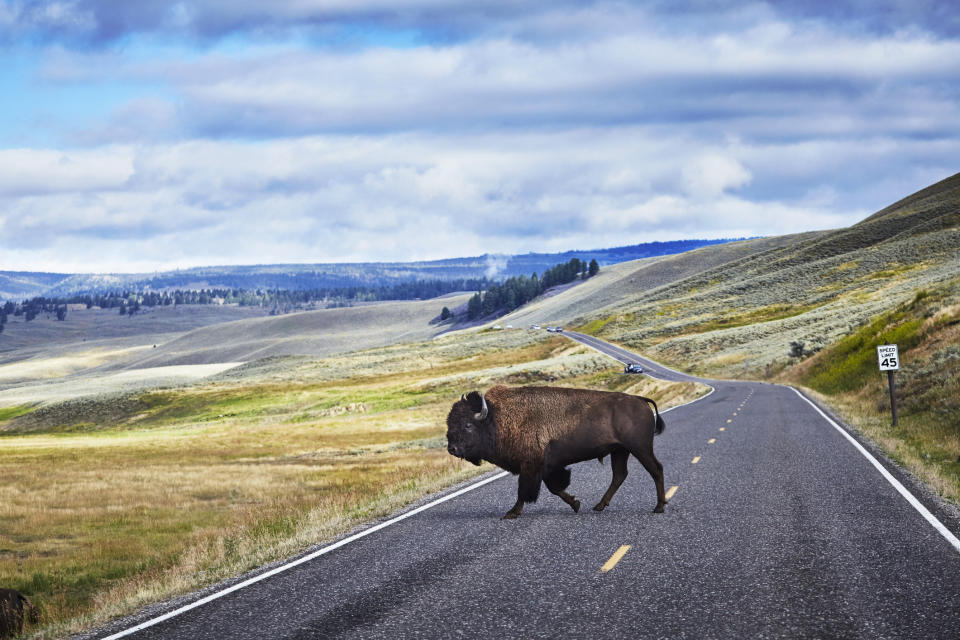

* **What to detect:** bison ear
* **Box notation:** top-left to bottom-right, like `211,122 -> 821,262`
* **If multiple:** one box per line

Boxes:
465,391 -> 484,413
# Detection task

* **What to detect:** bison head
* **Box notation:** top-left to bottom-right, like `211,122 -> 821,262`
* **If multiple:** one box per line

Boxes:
446,391 -> 491,466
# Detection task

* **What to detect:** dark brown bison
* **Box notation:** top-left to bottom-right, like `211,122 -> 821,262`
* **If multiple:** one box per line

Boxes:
446,385 -> 666,519
0,589 -> 38,639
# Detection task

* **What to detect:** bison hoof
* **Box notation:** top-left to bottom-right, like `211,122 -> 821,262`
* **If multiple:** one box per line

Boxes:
502,511 -> 520,520
592,503 -> 607,512
653,504 -> 665,513
570,499 -> 581,513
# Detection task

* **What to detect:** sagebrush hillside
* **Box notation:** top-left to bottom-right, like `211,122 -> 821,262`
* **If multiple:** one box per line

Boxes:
561,171 -> 959,379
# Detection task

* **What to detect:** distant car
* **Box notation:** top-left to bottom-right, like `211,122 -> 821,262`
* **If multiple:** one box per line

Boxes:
546,326 -> 556,332
530,325 -> 541,330
555,327 -> 564,332
624,363 -> 644,374
492,325 -> 502,330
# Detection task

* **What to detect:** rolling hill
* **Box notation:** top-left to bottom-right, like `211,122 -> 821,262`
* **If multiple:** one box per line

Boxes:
1,238 -> 740,299
498,171 -> 959,380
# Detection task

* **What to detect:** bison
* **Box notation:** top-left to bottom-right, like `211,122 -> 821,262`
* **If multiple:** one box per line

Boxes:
446,385 -> 666,519
0,589 -> 38,640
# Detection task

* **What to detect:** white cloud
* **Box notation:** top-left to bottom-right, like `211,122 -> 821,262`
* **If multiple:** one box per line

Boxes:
681,154 -> 753,199
0,129 -> 896,272
1,2 -> 958,273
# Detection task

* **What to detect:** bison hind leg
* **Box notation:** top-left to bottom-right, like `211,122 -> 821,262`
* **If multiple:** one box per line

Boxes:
593,448 -> 629,512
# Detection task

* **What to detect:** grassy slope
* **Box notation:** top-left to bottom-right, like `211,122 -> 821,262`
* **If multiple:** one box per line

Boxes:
573,173 -> 960,378
109,294 -> 473,368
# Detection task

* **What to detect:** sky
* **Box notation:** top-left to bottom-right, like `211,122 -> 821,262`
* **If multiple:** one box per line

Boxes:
0,1 -> 958,274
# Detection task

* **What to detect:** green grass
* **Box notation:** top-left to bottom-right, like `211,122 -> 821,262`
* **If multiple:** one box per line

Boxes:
0,404 -> 34,423
578,315 -> 615,335
803,292 -> 935,394
683,303 -> 823,335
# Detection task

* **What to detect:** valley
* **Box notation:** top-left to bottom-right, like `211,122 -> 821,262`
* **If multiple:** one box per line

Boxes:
0,173 -> 958,638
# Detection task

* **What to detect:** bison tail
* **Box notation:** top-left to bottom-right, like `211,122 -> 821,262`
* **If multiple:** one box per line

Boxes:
642,396 -> 665,435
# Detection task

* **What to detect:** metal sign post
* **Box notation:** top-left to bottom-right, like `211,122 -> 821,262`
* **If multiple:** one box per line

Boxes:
877,344 -> 900,426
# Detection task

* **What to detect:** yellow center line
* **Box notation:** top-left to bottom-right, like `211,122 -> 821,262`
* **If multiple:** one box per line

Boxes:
600,545 -> 631,573
726,419 -> 732,423
718,427 -> 725,431
691,456 -> 701,464
708,438 -> 716,444
665,485 -> 678,501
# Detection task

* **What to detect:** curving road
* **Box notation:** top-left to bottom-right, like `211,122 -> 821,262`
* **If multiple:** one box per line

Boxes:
89,333 -> 960,640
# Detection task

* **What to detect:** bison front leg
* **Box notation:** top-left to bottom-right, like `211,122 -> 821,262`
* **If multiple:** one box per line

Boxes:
544,467 -> 580,513
503,472 -> 541,519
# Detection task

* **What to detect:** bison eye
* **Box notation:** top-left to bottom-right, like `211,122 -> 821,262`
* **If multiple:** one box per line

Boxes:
465,423 -> 475,431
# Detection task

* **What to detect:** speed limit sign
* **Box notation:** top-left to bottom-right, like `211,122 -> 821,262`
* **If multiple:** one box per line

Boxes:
877,344 -> 900,371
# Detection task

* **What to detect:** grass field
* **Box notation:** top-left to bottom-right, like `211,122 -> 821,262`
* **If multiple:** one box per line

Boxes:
0,332 -> 707,638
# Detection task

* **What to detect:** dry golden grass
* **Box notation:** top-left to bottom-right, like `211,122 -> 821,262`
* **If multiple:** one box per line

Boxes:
798,385 -> 960,504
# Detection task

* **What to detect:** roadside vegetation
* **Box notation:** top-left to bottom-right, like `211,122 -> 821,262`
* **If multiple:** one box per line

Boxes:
0,332 -> 707,638
783,281 -> 960,503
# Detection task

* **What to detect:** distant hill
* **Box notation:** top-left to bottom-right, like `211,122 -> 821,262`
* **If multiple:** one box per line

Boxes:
1,238 -> 743,300
504,170 -> 959,380
0,271 -> 72,300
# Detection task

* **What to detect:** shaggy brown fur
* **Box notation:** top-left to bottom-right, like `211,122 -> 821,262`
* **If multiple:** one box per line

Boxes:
446,385 -> 666,519
0,589 -> 38,639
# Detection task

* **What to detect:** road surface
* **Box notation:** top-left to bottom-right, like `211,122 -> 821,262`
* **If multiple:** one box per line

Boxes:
89,333 -> 960,640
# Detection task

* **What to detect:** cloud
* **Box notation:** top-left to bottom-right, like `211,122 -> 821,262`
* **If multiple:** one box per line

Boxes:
40,17 -> 955,146
5,0 -> 960,46
1,2 -> 958,273
6,127 -> 943,273
682,154 -> 753,199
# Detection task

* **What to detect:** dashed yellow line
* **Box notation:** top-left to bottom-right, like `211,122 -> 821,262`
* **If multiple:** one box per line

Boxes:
726,419 -> 732,423
691,456 -> 701,464
708,438 -> 716,444
665,485 -> 678,501
718,427 -> 725,431
600,545 -> 631,573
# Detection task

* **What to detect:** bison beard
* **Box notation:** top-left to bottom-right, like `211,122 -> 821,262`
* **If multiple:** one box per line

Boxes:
445,385 -> 666,519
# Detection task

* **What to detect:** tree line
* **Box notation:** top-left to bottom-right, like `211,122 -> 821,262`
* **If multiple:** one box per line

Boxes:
464,258 -> 599,320
1,278 -> 494,322
1,257 -> 599,328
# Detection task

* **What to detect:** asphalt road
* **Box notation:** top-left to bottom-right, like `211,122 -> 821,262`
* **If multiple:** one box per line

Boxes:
90,333 -> 960,640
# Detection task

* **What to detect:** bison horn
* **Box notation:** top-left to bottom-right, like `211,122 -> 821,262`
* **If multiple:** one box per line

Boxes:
474,393 -> 488,421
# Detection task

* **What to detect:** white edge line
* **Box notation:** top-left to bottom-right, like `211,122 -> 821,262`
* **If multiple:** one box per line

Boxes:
100,470 -> 511,640
791,387 -> 960,555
